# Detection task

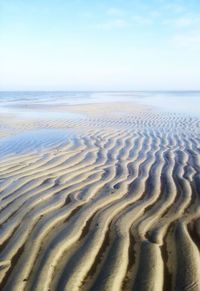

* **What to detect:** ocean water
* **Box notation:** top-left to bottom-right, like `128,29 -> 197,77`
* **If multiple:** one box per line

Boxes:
0,91 -> 200,117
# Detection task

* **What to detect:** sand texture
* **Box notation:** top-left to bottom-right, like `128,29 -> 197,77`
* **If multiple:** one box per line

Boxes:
0,102 -> 200,291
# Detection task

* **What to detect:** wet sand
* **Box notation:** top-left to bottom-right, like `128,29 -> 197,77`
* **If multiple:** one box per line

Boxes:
0,101 -> 200,291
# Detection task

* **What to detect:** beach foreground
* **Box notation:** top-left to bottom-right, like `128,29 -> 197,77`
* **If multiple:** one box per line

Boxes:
0,101 -> 200,291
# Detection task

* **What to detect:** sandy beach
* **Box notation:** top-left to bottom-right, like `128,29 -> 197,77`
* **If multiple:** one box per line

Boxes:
0,99 -> 200,291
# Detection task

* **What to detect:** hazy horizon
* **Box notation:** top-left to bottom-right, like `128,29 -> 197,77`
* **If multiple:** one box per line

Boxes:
1,89 -> 200,93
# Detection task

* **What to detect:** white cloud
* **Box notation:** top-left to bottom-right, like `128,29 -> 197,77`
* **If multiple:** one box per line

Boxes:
95,7 -> 128,30
163,3 -> 186,14
132,15 -> 152,25
174,17 -> 197,27
163,16 -> 200,28
172,32 -> 200,49
97,19 -> 128,30
106,8 -> 124,17
150,10 -> 161,18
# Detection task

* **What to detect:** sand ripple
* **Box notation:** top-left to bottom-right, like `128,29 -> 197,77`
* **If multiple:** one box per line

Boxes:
0,105 -> 200,291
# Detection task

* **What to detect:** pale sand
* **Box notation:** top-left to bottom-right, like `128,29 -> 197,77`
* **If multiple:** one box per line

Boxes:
0,102 -> 200,291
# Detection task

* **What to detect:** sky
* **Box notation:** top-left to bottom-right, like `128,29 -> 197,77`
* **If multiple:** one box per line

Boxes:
0,0 -> 200,90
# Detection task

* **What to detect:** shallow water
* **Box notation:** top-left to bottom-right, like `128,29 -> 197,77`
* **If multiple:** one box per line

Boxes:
132,91 -> 200,117
0,128 -> 79,157
0,91 -> 200,117
0,106 -> 84,120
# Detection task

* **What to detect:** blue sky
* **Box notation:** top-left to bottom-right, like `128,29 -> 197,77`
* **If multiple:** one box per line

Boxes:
0,0 -> 200,90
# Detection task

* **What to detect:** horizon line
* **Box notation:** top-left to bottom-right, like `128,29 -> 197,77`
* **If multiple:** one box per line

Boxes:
1,89 -> 200,93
